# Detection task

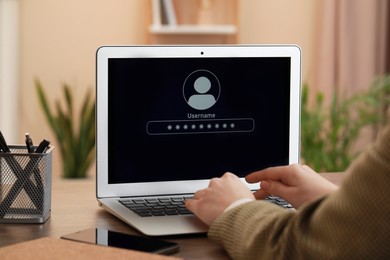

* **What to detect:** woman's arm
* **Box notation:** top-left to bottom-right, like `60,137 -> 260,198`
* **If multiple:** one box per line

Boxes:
207,126 -> 390,259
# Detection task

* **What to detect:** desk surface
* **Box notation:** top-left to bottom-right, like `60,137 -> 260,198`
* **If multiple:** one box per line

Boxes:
0,172 -> 343,259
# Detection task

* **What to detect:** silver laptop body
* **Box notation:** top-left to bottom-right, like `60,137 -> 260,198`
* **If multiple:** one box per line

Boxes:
96,44 -> 301,236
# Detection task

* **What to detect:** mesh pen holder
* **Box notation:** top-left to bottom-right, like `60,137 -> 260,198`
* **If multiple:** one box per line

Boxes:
0,145 -> 54,223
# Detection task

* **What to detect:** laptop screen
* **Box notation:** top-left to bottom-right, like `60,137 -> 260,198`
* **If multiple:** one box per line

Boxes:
96,45 -> 301,197
107,57 -> 291,184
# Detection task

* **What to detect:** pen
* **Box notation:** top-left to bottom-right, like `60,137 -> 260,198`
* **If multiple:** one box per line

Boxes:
25,133 -> 35,153
0,130 -> 10,152
25,134 -> 44,209
32,139 -> 49,212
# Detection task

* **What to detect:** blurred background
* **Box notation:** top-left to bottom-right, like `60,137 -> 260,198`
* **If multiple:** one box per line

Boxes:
0,0 -> 389,177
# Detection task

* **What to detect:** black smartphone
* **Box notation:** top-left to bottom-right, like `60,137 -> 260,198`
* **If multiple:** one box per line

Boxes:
60,228 -> 179,255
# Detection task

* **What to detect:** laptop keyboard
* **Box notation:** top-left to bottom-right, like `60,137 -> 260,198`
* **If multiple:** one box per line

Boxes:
265,195 -> 294,209
119,195 -> 293,217
119,196 -> 194,217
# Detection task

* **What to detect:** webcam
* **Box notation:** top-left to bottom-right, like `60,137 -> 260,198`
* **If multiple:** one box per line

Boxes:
200,51 -> 204,55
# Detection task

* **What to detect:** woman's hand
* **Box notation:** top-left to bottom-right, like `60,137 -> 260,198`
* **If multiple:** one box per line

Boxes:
185,164 -> 339,226
185,172 -> 255,226
246,164 -> 339,209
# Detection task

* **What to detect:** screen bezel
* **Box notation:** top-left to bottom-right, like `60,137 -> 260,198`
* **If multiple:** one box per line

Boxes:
96,45 -> 301,198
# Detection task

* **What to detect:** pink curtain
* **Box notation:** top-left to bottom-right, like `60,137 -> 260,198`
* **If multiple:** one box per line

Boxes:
311,0 -> 389,102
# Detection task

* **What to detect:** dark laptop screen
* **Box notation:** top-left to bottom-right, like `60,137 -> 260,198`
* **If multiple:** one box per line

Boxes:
107,57 -> 291,184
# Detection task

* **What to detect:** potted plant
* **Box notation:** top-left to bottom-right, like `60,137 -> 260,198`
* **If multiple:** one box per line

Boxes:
36,79 -> 96,178
301,75 -> 390,172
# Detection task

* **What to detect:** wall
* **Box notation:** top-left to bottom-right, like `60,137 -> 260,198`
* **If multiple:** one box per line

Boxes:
19,0 -> 317,177
0,0 -> 19,143
20,0 -> 147,176
238,0 -> 319,84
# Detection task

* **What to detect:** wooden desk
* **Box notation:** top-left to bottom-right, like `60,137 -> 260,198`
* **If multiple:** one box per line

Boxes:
0,173 -> 343,259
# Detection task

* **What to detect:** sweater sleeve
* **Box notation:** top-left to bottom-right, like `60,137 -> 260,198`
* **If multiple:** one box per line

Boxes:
208,126 -> 390,260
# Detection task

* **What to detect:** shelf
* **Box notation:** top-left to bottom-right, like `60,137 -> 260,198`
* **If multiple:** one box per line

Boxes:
148,0 -> 237,43
149,24 -> 237,35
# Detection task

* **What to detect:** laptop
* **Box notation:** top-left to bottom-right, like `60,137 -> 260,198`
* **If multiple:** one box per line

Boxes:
96,44 -> 301,236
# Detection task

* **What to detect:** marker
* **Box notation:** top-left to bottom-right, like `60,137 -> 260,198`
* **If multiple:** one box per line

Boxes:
35,139 -> 50,153
25,133 -> 35,153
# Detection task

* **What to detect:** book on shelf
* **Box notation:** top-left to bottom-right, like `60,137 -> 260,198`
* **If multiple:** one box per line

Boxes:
152,0 -> 162,26
161,0 -> 177,26
151,0 -> 178,26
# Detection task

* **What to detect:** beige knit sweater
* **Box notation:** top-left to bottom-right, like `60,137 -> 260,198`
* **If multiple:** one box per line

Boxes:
209,125 -> 390,259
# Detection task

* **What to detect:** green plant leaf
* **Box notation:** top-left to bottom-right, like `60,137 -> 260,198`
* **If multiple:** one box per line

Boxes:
301,74 -> 390,172
36,80 -> 96,178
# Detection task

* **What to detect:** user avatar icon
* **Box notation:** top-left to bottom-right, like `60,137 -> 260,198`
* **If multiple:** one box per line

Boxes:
188,76 -> 216,110
183,69 -> 220,110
